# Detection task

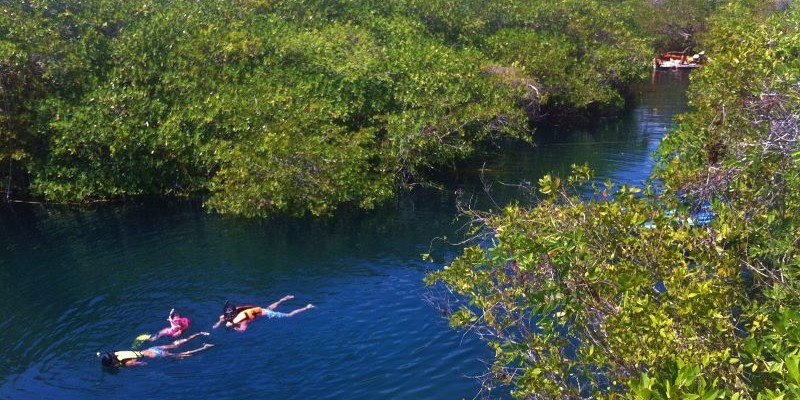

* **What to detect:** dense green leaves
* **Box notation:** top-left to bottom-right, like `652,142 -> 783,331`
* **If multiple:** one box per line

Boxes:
1,0 -> 652,215
428,1 -> 800,398
427,166 -> 744,397
624,0 -> 721,51
652,1 -> 800,398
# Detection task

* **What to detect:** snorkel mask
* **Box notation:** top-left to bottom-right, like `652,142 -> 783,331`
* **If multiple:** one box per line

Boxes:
223,300 -> 236,321
99,351 -> 119,367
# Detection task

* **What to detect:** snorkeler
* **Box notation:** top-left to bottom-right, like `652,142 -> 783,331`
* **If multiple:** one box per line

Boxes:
212,295 -> 314,332
99,332 -> 213,367
149,308 -> 191,341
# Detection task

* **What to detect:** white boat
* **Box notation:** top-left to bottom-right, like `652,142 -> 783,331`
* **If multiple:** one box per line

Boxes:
653,51 -> 704,70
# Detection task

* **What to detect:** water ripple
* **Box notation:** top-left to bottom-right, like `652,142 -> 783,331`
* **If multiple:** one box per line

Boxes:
0,73 -> 688,400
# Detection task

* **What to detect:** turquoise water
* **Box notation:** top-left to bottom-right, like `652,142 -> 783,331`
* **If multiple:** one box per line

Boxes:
0,71 -> 688,400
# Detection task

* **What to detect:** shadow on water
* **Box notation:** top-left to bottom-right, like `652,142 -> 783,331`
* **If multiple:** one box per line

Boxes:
0,71 -> 689,400
454,70 -> 690,210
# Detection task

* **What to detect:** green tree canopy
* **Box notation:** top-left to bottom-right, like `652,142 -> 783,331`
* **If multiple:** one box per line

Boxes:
2,0 -> 653,216
428,1 -> 800,398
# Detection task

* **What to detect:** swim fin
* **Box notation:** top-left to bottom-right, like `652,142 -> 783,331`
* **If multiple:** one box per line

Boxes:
131,333 -> 152,348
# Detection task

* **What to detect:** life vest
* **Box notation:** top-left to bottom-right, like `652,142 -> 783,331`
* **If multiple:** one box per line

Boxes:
234,306 -> 262,323
114,350 -> 144,365
223,302 -> 259,323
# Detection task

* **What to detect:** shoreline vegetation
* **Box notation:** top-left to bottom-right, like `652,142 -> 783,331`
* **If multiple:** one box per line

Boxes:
5,0 -> 800,398
1,0 -> 705,217
428,0 -> 800,398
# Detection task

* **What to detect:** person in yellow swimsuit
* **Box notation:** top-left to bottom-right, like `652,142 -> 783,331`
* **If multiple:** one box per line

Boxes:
212,295 -> 314,332
99,332 -> 213,367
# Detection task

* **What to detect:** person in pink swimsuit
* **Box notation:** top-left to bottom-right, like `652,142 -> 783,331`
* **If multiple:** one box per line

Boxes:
149,308 -> 191,341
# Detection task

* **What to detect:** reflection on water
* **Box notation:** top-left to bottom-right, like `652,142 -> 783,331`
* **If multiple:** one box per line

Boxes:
458,71 -> 690,208
0,71 -> 688,400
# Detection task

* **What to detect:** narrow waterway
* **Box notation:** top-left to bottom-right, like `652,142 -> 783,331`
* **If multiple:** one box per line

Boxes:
0,71 -> 689,400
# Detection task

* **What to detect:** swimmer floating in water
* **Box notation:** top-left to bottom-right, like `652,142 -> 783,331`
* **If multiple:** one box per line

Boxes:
212,295 -> 314,332
149,308 -> 190,341
99,332 -> 213,367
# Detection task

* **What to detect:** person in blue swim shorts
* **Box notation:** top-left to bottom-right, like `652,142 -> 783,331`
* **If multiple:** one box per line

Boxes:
99,332 -> 213,367
212,295 -> 314,332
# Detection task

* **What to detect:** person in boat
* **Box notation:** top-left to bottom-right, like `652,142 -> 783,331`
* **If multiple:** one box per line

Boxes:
99,332 -> 213,367
653,57 -> 662,68
212,295 -> 314,332
149,308 -> 190,341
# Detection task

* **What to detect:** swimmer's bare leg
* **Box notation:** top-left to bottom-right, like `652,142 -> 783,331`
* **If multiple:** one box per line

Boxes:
267,295 -> 294,310
162,332 -> 209,350
173,343 -> 215,359
285,304 -> 315,317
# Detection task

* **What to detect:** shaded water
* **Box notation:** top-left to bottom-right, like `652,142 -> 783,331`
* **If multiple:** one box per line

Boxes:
461,71 -> 690,207
0,71 -> 689,400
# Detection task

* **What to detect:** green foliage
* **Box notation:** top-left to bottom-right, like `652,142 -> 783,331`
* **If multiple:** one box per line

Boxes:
622,0 -> 722,51
3,0 -> 659,214
652,2 -> 800,397
407,0 -> 653,116
427,164 -> 748,397
0,0 -> 132,197
627,360 -> 728,400
428,1 -> 800,398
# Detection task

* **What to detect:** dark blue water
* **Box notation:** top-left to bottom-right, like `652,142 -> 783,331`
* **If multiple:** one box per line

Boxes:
0,71 -> 689,400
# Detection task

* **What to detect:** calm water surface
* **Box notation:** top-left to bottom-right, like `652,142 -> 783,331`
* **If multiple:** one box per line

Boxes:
0,71 -> 689,400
